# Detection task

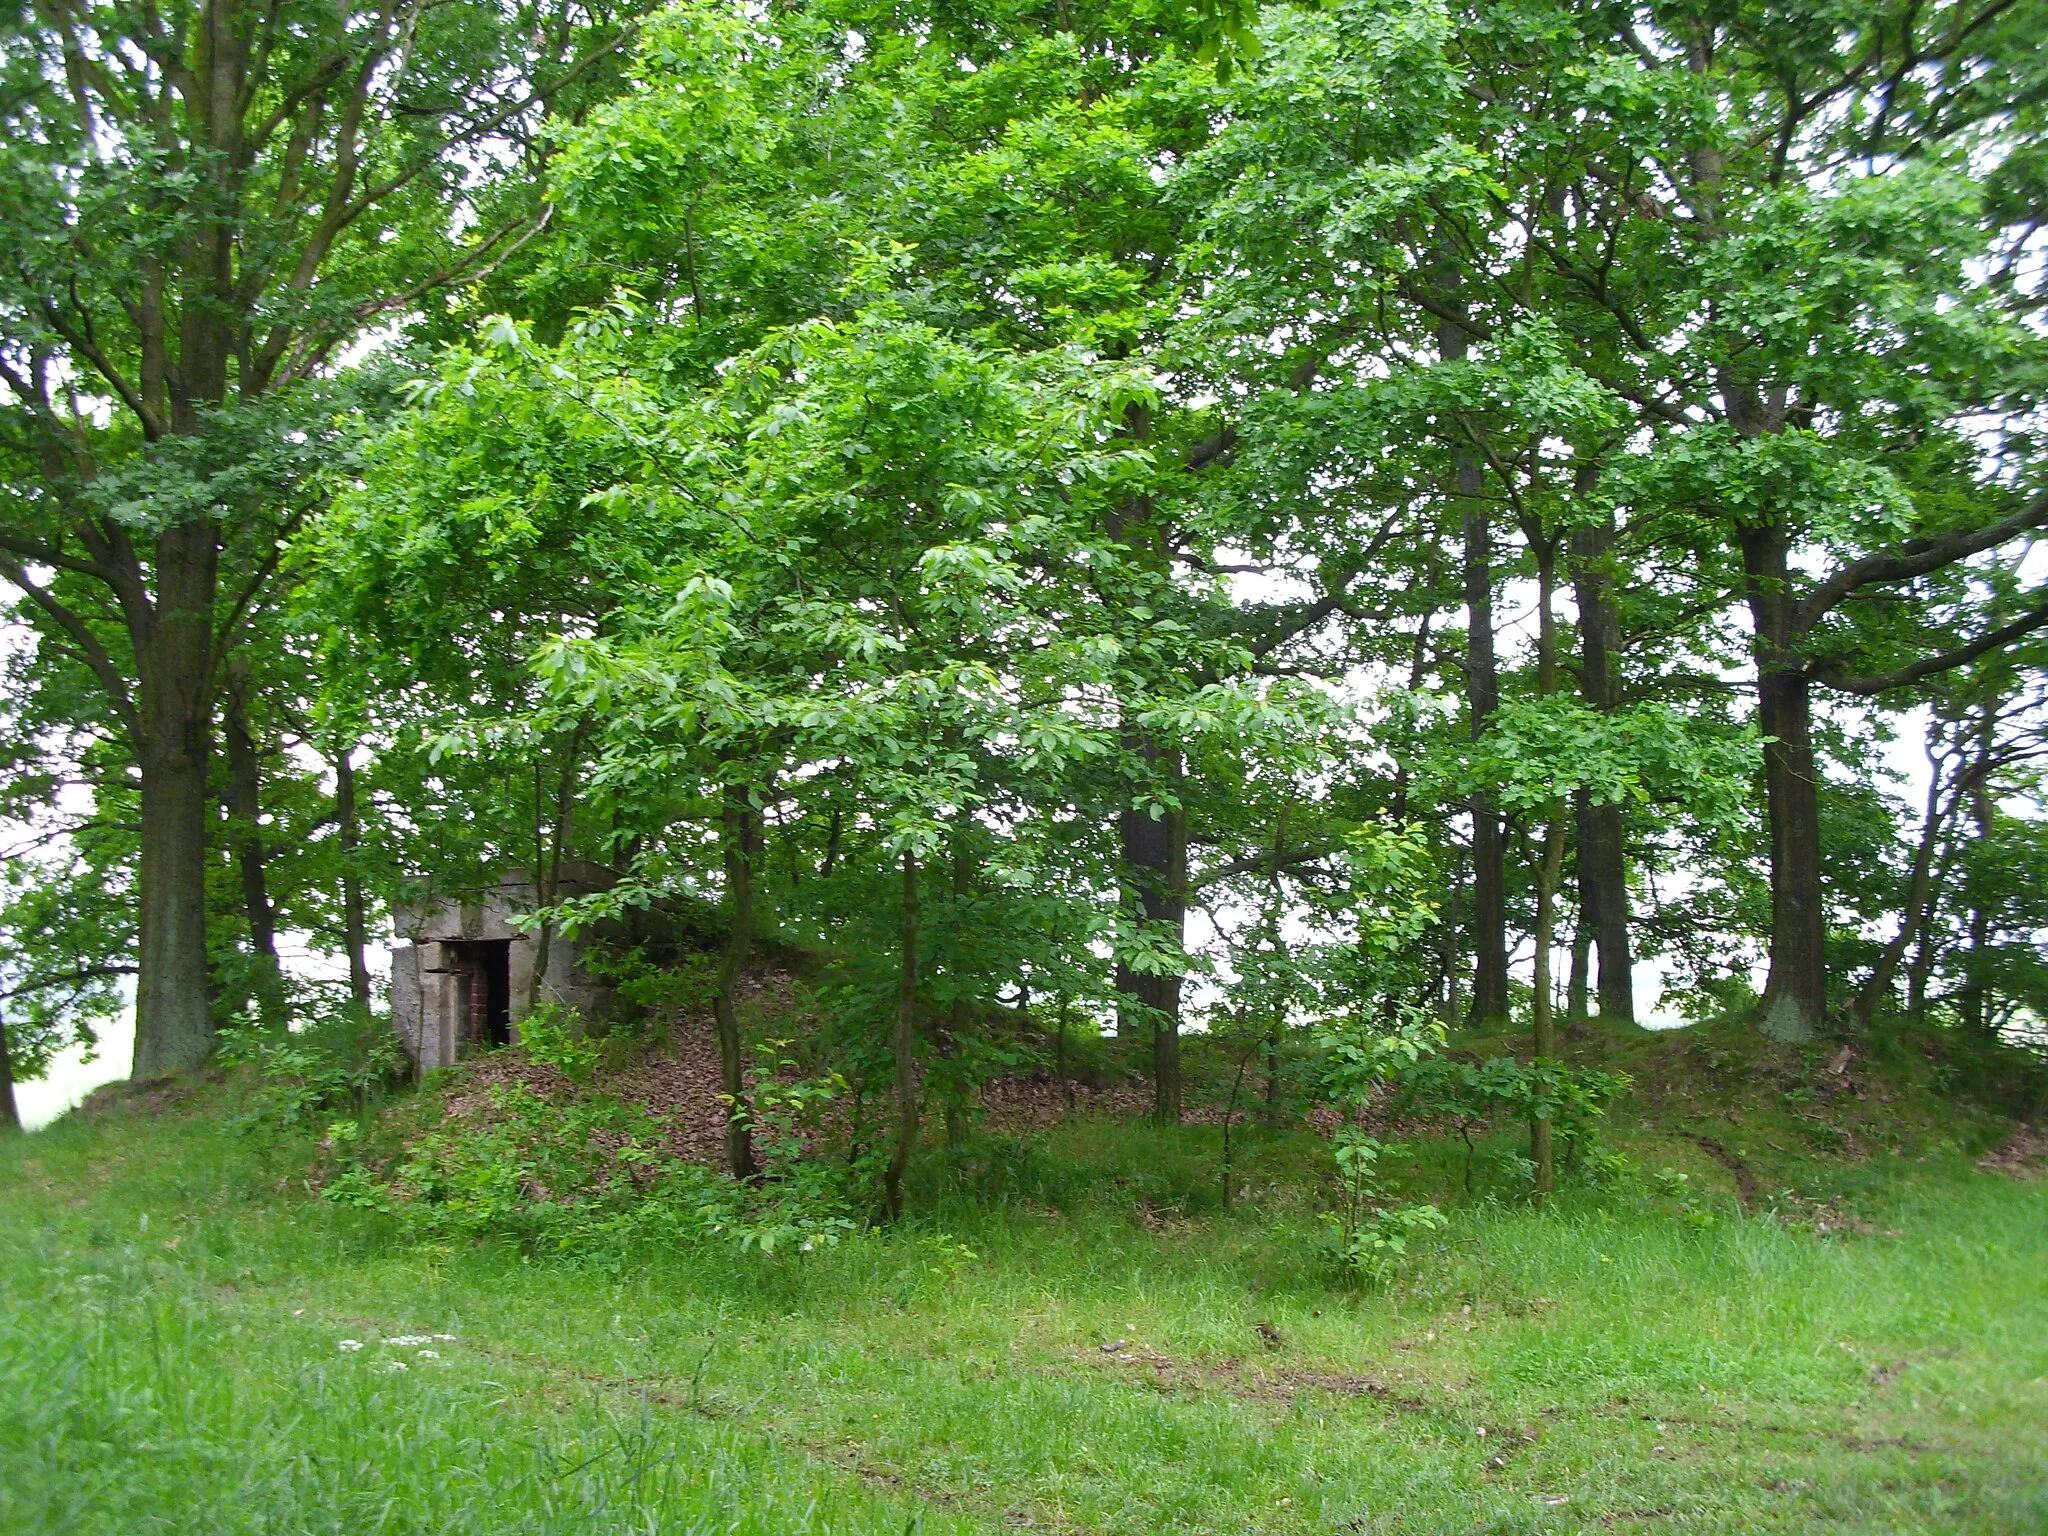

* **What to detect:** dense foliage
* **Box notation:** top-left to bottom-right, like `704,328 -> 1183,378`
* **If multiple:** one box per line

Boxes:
5,0 -> 2047,1194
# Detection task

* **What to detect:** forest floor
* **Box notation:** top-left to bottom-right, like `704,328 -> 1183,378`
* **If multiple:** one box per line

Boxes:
2,1013 -> 2046,1535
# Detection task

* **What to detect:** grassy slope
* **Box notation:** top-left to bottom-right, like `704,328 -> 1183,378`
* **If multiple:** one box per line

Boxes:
2,1023 -> 2045,1535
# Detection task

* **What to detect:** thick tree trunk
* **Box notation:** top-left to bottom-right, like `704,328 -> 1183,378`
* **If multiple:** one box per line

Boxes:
1742,525 -> 1827,1041
1462,490 -> 1508,1025
131,519 -> 219,1078
1585,802 -> 1632,1023
523,733 -> 583,1014
223,662 -> 284,1021
134,742 -> 214,1076
1443,319 -> 1507,1025
1568,516 -> 1634,1023
1101,394 -> 1189,1113
1529,541 -> 1564,1199
1117,741 -> 1187,1122
1152,956 -> 1183,1126
0,1006 -> 19,1132
334,746 -> 373,1013
713,785 -> 759,1181
883,848 -> 920,1221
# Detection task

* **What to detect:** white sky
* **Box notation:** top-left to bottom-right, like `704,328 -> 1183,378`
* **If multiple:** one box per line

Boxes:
19,1006 -> 132,1130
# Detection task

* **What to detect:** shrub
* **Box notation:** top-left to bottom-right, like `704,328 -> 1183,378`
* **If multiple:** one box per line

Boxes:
516,1000 -> 603,1084
354,1077 -> 856,1258
217,1013 -> 408,1136
1325,1129 -> 1447,1281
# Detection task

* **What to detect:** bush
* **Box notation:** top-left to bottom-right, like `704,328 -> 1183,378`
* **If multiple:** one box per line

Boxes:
217,1012 -> 408,1136
1393,1055 -> 1631,1188
1324,1129 -> 1446,1282
515,1000 -> 603,1084
348,1075 -> 856,1259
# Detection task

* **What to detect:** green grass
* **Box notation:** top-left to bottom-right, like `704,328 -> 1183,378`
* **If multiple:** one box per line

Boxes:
3,1056 -> 2045,1534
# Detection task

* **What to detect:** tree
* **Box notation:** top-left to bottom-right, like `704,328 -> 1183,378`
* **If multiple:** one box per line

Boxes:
0,0 -> 642,1075
1421,0 -> 2048,1038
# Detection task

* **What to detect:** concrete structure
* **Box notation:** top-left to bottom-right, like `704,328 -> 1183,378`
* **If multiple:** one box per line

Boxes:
389,863 -> 617,1072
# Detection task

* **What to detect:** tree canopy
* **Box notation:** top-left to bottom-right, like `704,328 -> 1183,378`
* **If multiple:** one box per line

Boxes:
5,0 -> 2048,1155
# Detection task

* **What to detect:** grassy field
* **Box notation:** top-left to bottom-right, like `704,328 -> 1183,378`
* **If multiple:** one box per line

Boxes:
2,1024 -> 2045,1535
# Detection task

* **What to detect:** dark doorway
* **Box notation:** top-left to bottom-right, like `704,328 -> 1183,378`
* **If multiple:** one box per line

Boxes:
450,940 -> 512,1048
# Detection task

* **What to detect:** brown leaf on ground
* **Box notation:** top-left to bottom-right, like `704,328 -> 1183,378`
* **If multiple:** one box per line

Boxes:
1976,1126 -> 2048,1179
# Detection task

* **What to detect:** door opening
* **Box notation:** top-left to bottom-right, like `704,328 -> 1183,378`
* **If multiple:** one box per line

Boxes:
450,940 -> 512,1049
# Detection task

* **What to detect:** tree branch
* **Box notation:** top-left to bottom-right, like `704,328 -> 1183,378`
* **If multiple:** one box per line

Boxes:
0,965 -> 138,1004
0,557 -> 142,743
1811,595 -> 2048,695
1800,493 -> 2048,626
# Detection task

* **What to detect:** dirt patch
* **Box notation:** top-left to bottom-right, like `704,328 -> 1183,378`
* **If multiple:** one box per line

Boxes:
1076,1345 -> 1441,1414
1975,1126 -> 2048,1179
426,971 -> 809,1169
1682,1132 -> 1761,1211
1770,1192 -> 1883,1238
74,1072 -> 221,1122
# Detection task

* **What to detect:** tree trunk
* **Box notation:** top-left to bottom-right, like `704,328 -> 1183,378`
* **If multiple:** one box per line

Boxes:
1906,870 -> 1943,1023
1959,770 -> 1996,1036
883,847 -> 920,1221
1106,395 -> 1184,1060
0,1005 -> 19,1133
1439,847 -> 1464,1025
524,731 -> 583,1014
1528,535 -> 1565,1199
1585,801 -> 1633,1023
1117,740 -> 1187,1122
1848,764 -> 1959,1030
1568,516 -> 1634,1023
222,660 -> 283,1021
1531,814 -> 1566,1202
1567,874 -> 1592,1025
334,745 -> 373,1014
943,822 -> 974,1148
1152,953 -> 1183,1126
131,523 -> 219,1079
1444,323 -> 1507,1025
1742,524 -> 1827,1042
713,785 -> 760,1181
1263,1014 -> 1282,1125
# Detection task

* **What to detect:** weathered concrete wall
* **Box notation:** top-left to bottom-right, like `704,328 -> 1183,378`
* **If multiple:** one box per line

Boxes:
388,863 -> 617,1071
391,945 -> 422,1061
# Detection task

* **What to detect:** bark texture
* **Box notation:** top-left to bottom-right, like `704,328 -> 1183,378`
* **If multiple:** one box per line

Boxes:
1568,516 -> 1634,1022
1116,741 -> 1187,1123
1443,316 -> 1507,1026
1742,523 -> 1828,1041
883,849 -> 921,1222
133,524 -> 217,1077
223,662 -> 283,1019
0,1007 -> 19,1132
714,786 -> 760,1181
335,746 -> 373,1014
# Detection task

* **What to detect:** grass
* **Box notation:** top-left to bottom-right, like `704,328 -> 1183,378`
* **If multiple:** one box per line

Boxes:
2,1025 -> 2046,1535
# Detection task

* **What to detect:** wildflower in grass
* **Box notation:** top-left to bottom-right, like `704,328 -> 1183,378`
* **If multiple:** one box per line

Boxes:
382,1360 -> 408,1372
417,1350 -> 440,1359
337,1339 -> 363,1353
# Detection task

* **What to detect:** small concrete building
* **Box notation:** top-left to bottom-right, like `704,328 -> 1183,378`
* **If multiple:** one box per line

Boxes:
389,863 -> 617,1072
